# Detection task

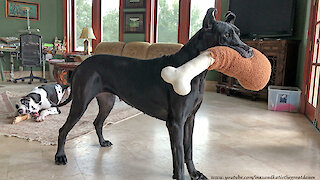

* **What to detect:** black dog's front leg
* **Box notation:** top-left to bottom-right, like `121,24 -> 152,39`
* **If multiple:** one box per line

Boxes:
184,114 -> 208,180
166,120 -> 185,180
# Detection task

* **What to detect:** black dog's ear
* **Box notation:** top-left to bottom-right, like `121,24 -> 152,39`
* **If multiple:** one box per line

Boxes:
27,93 -> 41,104
202,8 -> 217,29
225,11 -> 236,24
15,104 -> 19,109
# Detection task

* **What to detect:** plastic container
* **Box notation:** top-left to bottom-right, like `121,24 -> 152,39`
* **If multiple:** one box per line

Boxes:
268,86 -> 301,112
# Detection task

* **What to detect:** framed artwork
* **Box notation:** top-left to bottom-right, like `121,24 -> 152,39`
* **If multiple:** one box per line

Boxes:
5,0 -> 40,20
124,0 -> 145,8
124,13 -> 145,33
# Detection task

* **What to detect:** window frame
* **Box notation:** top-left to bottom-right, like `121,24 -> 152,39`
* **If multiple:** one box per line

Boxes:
73,0 -> 94,52
63,0 -> 221,52
64,0 -> 121,53
148,0 -> 221,44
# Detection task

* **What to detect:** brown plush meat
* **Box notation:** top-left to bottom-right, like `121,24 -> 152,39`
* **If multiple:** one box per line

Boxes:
207,46 -> 271,91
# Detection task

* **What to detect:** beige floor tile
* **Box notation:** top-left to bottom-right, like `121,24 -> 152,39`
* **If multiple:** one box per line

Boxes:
0,82 -> 320,180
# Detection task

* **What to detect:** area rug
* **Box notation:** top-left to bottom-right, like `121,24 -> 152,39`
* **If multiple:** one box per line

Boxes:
0,91 -> 142,145
0,91 -> 15,114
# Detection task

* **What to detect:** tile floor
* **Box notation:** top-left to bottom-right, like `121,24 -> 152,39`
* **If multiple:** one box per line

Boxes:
0,82 -> 320,180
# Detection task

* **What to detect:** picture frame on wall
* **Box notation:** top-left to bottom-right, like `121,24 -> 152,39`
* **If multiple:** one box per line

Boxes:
124,0 -> 145,8
124,12 -> 145,33
5,0 -> 40,20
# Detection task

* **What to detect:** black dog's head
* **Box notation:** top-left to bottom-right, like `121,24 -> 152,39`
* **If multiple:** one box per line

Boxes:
196,8 -> 253,58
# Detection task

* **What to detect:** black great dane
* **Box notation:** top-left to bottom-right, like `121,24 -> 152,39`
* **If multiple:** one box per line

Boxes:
55,8 -> 253,180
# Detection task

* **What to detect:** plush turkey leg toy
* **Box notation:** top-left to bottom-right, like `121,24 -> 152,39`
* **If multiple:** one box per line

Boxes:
161,46 -> 271,96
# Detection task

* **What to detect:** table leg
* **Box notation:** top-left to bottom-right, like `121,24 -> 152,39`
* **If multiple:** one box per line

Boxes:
0,58 -> 5,82
9,52 -> 15,82
53,66 -> 60,84
53,66 -> 67,85
42,54 -> 46,79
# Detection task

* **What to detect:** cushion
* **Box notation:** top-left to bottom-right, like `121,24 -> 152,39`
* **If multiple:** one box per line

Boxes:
121,42 -> 151,59
74,55 -> 91,62
94,42 -> 125,56
146,43 -> 183,59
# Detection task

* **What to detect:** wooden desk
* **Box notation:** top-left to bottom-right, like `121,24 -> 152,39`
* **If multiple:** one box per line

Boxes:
51,62 -> 81,85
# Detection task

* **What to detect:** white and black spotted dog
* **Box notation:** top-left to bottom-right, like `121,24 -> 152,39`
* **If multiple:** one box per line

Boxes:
16,84 -> 71,122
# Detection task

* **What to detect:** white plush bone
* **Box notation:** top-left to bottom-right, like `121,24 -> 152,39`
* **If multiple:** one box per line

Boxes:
161,51 -> 214,95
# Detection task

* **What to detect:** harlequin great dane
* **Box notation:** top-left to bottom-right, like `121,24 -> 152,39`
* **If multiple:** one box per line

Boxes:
16,84 -> 70,121
55,8 -> 253,180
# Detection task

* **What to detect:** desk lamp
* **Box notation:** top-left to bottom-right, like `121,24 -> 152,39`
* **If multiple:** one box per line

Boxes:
80,27 -> 96,55
19,7 -> 40,33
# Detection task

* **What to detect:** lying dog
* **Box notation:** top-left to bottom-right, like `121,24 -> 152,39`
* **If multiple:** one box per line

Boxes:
16,83 -> 70,122
55,8 -> 253,180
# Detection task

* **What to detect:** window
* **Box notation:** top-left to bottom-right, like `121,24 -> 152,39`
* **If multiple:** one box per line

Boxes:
65,0 -> 220,52
190,0 -> 216,37
74,0 -> 92,51
157,0 -> 179,43
101,0 -> 119,42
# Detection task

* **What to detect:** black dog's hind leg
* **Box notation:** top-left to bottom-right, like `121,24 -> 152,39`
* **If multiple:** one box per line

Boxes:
184,114 -> 208,180
94,92 -> 116,147
55,97 -> 91,165
167,120 -> 185,180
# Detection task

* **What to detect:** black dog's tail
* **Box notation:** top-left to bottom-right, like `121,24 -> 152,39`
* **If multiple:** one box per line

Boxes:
58,92 -> 72,107
57,84 -> 72,107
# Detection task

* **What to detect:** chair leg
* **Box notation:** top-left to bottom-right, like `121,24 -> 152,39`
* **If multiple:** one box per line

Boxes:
13,67 -> 47,84
28,68 -> 33,84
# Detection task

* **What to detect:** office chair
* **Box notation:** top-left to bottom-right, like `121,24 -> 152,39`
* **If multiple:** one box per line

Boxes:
13,33 -> 47,84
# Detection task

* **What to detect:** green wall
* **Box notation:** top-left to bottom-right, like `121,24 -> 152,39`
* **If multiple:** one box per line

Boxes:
0,0 -> 63,70
0,0 -> 63,42
123,33 -> 145,42
293,0 -> 311,89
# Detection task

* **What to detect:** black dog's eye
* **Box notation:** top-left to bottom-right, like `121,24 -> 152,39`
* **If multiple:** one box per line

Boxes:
225,33 -> 231,38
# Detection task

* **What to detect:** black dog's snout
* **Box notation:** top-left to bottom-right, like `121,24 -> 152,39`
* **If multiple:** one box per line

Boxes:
18,109 -> 23,114
242,45 -> 250,51
240,44 -> 254,58
238,44 -> 251,51
247,47 -> 254,57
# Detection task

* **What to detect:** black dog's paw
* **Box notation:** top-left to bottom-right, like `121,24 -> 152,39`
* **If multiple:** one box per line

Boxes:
172,174 -> 177,179
172,174 -> 183,180
191,171 -> 208,180
100,140 -> 113,147
55,154 -> 68,165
